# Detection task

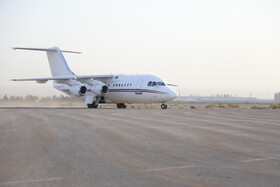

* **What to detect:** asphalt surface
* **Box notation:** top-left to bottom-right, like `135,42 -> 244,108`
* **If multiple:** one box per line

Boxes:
0,108 -> 280,187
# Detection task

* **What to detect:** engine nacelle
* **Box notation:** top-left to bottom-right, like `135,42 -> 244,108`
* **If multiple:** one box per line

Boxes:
90,84 -> 108,96
69,85 -> 87,97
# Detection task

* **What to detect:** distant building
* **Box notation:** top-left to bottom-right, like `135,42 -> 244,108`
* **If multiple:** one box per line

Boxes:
274,92 -> 280,103
175,96 -> 273,103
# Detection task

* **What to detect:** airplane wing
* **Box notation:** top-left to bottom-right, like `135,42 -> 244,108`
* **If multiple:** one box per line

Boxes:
10,74 -> 115,84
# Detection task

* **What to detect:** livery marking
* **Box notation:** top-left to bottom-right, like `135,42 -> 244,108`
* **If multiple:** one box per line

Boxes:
109,89 -> 167,94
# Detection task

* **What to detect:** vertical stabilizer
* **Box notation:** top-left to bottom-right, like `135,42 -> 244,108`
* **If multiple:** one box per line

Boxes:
46,47 -> 74,76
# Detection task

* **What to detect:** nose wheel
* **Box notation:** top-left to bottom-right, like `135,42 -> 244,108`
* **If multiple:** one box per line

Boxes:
161,104 -> 167,109
117,103 -> 127,109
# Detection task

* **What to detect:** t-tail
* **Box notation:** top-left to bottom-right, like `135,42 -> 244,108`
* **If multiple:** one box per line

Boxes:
12,47 -> 80,77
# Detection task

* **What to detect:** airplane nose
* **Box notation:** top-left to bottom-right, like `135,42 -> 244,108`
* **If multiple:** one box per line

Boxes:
168,89 -> 178,100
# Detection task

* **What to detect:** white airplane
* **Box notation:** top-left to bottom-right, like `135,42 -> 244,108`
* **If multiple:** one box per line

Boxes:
11,47 -> 178,109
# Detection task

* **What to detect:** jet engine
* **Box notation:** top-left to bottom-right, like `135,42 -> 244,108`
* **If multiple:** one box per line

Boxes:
69,84 -> 87,97
90,84 -> 108,96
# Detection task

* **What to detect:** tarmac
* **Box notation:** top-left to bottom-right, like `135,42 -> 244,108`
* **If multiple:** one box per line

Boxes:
0,107 -> 280,187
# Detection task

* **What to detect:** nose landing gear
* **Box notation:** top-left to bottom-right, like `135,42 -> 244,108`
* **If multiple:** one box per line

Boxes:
161,104 -> 167,109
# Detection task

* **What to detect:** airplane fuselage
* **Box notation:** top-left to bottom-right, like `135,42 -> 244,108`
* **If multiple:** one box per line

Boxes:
54,74 -> 178,104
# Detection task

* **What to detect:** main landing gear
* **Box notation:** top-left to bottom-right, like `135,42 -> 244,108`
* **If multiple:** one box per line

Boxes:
117,103 -> 127,109
87,103 -> 98,108
161,104 -> 168,109
87,97 -> 100,108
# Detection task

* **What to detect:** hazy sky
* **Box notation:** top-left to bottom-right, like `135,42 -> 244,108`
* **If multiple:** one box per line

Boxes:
1,0 -> 280,98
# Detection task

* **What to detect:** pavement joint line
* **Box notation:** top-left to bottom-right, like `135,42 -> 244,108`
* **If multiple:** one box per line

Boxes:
0,177 -> 64,185
140,165 -> 196,172
241,157 -> 276,163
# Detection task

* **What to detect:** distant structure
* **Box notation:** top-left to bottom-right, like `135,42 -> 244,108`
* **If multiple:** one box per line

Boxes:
175,95 -> 273,103
274,92 -> 280,103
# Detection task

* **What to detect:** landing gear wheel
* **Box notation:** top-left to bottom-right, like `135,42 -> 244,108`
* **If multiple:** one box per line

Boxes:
87,97 -> 100,109
161,104 -> 167,109
117,103 -> 127,109
87,103 -> 98,108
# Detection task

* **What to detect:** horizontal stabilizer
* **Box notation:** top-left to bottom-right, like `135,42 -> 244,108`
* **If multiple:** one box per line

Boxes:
12,47 -> 81,54
167,83 -> 179,87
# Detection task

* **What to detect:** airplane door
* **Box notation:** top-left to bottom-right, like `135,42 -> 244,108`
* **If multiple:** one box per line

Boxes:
153,82 -> 158,100
135,80 -> 143,95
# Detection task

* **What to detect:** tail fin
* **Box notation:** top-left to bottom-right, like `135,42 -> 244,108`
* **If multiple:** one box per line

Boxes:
12,47 -> 80,77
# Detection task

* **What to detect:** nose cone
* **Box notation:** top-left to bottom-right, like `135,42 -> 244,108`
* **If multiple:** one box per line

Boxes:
168,88 -> 178,101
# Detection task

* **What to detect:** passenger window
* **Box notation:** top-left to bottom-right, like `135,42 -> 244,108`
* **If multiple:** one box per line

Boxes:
147,81 -> 152,86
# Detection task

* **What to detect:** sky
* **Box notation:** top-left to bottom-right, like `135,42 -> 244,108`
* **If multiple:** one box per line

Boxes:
0,0 -> 280,98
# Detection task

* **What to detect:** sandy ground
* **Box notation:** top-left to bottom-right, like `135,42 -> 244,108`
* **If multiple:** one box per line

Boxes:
0,108 -> 280,187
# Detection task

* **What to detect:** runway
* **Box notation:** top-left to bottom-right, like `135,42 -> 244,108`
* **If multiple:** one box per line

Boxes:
0,108 -> 280,187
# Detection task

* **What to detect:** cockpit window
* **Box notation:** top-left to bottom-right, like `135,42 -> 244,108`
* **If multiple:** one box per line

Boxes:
148,81 -> 160,86
157,82 -> 166,86
152,81 -> 157,86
